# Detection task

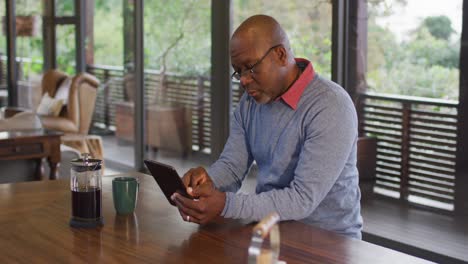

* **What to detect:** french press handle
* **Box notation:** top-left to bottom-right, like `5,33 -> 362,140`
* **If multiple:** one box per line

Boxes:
248,212 -> 286,264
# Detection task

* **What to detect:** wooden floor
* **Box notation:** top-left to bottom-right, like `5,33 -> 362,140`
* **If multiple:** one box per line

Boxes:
361,193 -> 468,264
102,135 -> 467,264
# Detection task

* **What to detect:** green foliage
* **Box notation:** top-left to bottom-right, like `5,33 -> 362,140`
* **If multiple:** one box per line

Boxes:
368,0 -> 407,17
367,5 -> 460,101
0,0 -> 43,79
15,0 -> 41,15
55,0 -> 74,16
1,0 -> 460,102
420,16 -> 455,40
56,25 -> 76,75
1,0 -> 333,79
406,28 -> 459,68
367,16 -> 402,71
367,62 -> 459,99
143,0 -> 211,76
94,0 -> 123,66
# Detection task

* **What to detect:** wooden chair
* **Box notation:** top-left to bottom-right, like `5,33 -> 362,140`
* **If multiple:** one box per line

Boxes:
357,136 -> 377,197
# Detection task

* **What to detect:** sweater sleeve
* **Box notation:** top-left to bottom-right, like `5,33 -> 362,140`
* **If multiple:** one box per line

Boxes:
207,98 -> 254,193
220,90 -> 358,221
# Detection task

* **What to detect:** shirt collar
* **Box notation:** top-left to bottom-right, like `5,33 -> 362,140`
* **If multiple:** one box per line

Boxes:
279,58 -> 315,110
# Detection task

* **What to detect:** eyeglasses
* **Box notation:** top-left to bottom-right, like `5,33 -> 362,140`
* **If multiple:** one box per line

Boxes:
231,44 -> 282,81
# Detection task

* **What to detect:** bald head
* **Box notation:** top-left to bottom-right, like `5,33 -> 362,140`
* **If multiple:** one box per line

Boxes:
229,15 -> 300,104
231,15 -> 292,55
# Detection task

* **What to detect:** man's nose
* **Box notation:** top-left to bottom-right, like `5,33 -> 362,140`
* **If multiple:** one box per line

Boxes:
240,75 -> 253,87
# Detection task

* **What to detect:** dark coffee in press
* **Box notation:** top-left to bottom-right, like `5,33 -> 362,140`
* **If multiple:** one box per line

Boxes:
69,154 -> 104,228
71,187 -> 102,219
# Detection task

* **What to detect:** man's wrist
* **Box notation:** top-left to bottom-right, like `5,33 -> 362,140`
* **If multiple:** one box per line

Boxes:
219,191 -> 231,217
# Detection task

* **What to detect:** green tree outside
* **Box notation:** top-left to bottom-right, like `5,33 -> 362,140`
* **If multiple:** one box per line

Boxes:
0,1 -> 461,101
366,1 -> 460,101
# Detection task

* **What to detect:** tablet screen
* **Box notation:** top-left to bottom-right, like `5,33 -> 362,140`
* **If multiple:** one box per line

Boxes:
144,159 -> 192,206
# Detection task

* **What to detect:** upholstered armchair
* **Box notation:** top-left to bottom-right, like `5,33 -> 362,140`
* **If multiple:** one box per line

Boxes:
40,70 -> 104,161
2,70 -> 100,135
2,70 -> 103,157
39,69 -> 100,135
0,70 -> 103,182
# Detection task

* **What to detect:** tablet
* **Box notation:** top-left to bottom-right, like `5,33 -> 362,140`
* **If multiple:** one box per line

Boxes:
144,159 -> 192,206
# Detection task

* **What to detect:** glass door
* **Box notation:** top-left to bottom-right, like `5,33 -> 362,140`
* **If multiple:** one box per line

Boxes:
142,0 -> 212,173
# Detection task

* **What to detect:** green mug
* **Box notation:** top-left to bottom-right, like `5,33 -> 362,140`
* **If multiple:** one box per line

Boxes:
112,177 -> 139,215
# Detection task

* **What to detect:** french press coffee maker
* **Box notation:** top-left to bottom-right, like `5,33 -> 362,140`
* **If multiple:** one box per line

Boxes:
69,153 -> 104,228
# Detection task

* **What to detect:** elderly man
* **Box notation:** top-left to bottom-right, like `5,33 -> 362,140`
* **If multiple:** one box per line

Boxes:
171,14 -> 362,239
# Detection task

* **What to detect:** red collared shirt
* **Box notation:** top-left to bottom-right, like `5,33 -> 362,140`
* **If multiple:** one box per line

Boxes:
279,58 -> 315,110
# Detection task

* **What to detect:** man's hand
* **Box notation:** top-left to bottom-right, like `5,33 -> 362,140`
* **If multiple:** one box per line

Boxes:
171,167 -> 226,225
181,167 -> 211,197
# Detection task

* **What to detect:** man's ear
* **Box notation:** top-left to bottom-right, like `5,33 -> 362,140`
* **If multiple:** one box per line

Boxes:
275,46 -> 288,66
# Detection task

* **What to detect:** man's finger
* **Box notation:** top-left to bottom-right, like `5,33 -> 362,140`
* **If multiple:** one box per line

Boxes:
191,182 -> 213,197
189,167 -> 206,188
174,200 -> 203,223
182,168 -> 195,187
172,193 -> 202,223
175,205 -> 200,224
182,167 -> 207,190
173,193 -> 204,216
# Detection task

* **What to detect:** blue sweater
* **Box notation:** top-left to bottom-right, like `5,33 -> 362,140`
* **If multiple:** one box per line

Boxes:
208,66 -> 363,239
